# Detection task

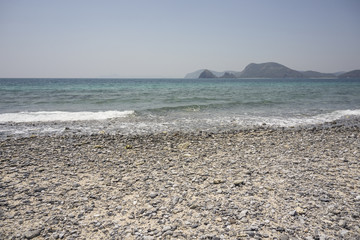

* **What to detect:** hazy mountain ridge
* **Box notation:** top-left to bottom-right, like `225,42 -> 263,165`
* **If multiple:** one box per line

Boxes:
185,62 -> 359,79
300,71 -> 336,78
240,62 -> 303,78
185,69 -> 240,78
338,70 -> 360,78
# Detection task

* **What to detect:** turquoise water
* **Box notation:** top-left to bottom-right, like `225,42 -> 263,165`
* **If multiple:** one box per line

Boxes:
1,78 -> 360,136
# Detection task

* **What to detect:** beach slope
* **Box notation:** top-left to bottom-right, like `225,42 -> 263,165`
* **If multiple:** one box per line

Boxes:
1,125 -> 359,239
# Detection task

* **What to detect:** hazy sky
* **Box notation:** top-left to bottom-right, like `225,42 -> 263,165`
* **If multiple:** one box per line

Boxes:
1,0 -> 360,78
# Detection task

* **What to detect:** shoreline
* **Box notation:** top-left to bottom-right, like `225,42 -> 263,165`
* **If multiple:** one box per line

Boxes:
1,123 -> 359,239
1,114 -> 360,141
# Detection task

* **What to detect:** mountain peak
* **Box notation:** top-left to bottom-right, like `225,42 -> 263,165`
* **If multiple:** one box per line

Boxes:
241,62 -> 304,78
220,72 -> 237,78
199,69 -> 217,78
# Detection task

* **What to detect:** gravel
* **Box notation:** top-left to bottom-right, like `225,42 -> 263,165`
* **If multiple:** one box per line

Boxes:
1,123 -> 359,239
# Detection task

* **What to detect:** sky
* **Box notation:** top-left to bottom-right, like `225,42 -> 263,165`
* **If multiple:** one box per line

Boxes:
0,0 -> 360,78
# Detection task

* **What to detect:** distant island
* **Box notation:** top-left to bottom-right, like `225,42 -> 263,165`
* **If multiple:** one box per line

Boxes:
185,62 -> 360,79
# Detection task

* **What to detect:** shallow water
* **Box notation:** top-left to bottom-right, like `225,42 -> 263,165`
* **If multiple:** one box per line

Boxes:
1,78 -> 360,137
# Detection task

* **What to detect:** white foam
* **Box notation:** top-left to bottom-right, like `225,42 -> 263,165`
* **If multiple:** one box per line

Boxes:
259,109 -> 360,127
0,110 -> 135,123
200,109 -> 360,128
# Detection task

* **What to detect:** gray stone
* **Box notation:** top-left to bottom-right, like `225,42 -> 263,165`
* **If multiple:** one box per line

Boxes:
319,234 -> 327,240
244,231 -> 255,237
279,234 -> 289,240
320,196 -> 331,202
248,225 -> 258,231
233,180 -> 245,186
338,219 -> 347,228
191,223 -> 199,228
24,229 -> 42,239
33,187 -> 47,193
149,192 -> 159,198
238,210 -> 248,219
143,236 -> 155,240
289,210 -> 297,216
162,225 -> 172,232
59,231 -> 66,239
172,196 -> 180,205
340,229 -> 349,237
162,231 -> 174,236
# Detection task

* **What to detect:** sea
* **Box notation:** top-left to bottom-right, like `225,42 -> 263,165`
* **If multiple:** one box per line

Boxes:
1,78 -> 360,138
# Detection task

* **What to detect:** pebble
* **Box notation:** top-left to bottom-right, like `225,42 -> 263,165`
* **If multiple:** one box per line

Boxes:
295,206 -> 305,215
233,179 -> 245,186
172,196 -> 180,205
1,124 -> 359,239
162,226 -> 172,232
213,179 -> 225,184
289,210 -> 297,216
338,219 -> 347,228
340,229 -> 349,237
24,229 -> 42,239
143,237 -> 154,240
238,210 -> 248,219
279,234 -> 289,240
249,225 -> 259,231
191,223 -> 199,228
149,192 -> 159,198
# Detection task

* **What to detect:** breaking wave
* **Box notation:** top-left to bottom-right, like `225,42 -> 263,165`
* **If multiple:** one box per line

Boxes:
0,110 -> 135,123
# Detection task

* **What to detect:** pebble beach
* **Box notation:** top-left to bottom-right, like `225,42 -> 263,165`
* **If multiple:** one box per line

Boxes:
1,122 -> 360,239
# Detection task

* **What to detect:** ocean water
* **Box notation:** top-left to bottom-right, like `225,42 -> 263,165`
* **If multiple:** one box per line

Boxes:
1,78 -> 360,137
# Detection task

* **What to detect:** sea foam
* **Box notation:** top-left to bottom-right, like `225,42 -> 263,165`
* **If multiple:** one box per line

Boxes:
258,109 -> 360,127
0,110 -> 135,123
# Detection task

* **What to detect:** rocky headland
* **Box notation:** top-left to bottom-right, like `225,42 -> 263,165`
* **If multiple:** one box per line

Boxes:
185,62 -> 360,79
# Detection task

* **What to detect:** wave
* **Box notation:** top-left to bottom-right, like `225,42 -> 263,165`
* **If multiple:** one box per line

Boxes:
0,110 -> 135,123
303,109 -> 360,124
253,109 -> 360,127
148,104 -> 206,113
147,100 -> 283,113
313,109 -> 360,120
